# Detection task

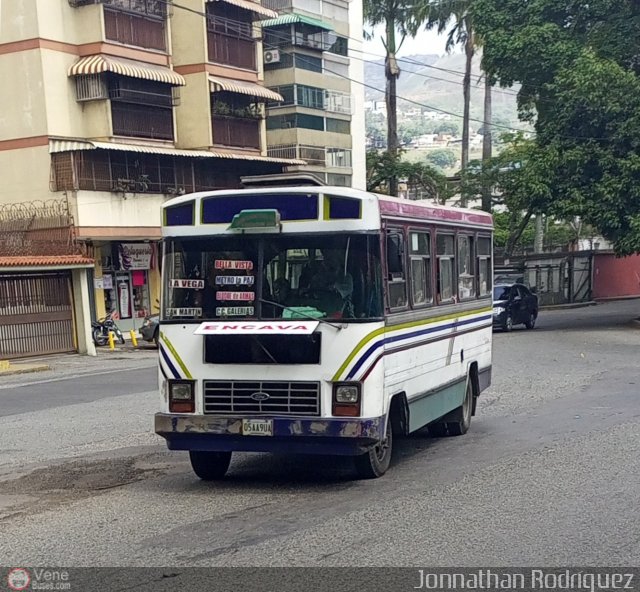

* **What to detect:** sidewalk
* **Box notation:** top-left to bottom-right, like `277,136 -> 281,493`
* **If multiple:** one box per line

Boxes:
0,343 -> 158,387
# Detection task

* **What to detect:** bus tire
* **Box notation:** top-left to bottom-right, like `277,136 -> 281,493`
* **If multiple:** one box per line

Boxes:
446,379 -> 473,436
354,418 -> 392,479
189,451 -> 232,480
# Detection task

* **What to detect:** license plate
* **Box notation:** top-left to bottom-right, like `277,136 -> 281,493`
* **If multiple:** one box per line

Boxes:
242,419 -> 273,436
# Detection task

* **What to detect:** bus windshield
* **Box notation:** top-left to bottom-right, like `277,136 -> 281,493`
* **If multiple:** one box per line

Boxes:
163,233 -> 383,321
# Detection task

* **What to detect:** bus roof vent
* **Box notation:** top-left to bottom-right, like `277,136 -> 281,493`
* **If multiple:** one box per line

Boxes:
240,173 -> 326,188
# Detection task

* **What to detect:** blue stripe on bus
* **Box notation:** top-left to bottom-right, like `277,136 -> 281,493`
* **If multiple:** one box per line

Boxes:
160,346 -> 181,379
345,314 -> 492,380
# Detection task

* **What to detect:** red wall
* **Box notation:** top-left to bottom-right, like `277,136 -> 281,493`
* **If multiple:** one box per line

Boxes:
592,253 -> 640,299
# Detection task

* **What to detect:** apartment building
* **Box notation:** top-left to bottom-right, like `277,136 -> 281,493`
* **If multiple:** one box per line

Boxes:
0,0 -> 304,357
261,0 -> 366,189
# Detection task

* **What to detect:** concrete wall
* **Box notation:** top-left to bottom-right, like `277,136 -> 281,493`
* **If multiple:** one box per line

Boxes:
170,0 -> 208,67
174,72 -> 212,149
592,254 -> 640,300
347,0 -> 366,190
0,0 -> 40,43
0,145 -> 51,204
73,190 -> 167,230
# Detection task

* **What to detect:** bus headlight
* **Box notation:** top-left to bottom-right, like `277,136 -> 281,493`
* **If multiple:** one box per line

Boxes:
333,383 -> 361,417
169,380 -> 195,413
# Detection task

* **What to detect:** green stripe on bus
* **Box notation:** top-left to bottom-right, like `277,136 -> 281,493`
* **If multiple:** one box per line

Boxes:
160,332 -> 193,379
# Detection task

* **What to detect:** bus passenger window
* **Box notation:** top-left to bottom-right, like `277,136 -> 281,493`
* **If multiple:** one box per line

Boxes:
477,236 -> 492,296
436,234 -> 455,303
409,232 -> 432,306
457,235 -> 476,299
386,231 -> 407,309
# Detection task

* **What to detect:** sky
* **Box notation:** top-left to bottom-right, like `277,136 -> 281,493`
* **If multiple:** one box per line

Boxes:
362,25 -> 457,60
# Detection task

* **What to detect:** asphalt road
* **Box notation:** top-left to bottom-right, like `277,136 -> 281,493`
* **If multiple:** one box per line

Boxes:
0,300 -> 639,567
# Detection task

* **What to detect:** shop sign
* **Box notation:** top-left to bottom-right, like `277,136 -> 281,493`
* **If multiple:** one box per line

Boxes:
119,243 -> 153,270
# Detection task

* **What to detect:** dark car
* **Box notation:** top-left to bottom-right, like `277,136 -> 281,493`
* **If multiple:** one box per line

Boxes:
139,314 -> 159,346
492,283 -> 538,331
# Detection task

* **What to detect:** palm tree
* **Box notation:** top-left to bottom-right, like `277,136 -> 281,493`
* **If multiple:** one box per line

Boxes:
364,0 -> 429,196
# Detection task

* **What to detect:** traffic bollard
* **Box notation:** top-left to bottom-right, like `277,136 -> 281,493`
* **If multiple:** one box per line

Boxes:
108,331 -> 116,350
130,329 -> 138,347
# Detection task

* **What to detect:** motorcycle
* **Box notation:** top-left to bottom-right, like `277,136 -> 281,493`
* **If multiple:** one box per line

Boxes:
92,311 -> 126,346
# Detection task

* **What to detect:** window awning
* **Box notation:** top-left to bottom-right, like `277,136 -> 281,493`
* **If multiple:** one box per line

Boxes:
207,0 -> 277,19
261,13 -> 333,31
68,55 -> 186,86
48,139 -> 305,165
209,76 -> 283,102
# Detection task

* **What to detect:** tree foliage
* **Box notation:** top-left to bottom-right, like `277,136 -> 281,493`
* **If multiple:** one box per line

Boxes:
366,150 -> 454,202
426,148 -> 457,170
473,0 -> 640,254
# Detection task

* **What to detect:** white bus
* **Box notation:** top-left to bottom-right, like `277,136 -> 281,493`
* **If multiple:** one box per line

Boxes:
155,186 -> 493,479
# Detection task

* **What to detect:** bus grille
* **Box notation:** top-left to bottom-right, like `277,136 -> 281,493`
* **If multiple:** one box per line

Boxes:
203,381 -> 321,416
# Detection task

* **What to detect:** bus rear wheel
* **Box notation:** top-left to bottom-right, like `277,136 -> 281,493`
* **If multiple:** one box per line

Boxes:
354,419 -> 393,479
446,379 -> 473,436
189,451 -> 232,480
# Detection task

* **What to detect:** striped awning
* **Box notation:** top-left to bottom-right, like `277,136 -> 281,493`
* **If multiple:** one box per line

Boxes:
261,13 -> 333,31
48,139 -> 305,165
68,55 -> 186,86
209,77 -> 283,102
207,0 -> 277,18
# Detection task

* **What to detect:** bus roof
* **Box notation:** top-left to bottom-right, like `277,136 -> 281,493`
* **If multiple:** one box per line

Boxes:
161,186 -> 493,236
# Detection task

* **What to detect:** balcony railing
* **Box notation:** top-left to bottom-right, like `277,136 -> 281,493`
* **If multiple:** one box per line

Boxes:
111,103 -> 174,140
207,26 -> 257,70
266,144 -> 348,168
212,115 -> 261,149
104,7 -> 166,51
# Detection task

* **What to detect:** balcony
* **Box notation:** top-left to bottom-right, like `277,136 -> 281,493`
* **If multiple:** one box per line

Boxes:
266,144 -> 351,167
104,7 -> 166,51
212,116 -> 261,150
111,102 -> 174,140
207,14 -> 257,70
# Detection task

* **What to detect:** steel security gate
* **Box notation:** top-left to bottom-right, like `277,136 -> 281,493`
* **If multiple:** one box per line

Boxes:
0,272 -> 75,359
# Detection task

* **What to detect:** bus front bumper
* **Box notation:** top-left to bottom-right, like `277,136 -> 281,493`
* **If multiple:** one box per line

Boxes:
155,413 -> 384,456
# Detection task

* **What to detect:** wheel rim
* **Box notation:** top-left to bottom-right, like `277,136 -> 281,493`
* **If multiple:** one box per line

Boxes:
529,313 -> 535,327
506,316 -> 513,330
375,422 -> 391,461
463,383 -> 472,425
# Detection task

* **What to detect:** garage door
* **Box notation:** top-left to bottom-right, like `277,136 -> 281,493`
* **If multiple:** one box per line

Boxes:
0,272 -> 75,359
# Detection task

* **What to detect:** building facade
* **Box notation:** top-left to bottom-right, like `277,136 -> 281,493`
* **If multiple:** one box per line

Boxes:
0,0 -> 308,355
261,0 -> 366,189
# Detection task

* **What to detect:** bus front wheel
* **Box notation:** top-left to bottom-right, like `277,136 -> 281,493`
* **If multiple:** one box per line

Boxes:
189,450 -> 232,480
354,419 -> 393,479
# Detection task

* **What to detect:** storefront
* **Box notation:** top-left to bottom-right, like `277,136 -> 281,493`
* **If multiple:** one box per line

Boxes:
93,241 -> 160,334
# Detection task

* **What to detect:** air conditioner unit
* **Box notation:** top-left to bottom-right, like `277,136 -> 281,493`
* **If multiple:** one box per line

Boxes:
264,49 -> 281,64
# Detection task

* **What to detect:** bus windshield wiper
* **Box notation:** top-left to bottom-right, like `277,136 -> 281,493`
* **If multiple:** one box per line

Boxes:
258,298 -> 343,331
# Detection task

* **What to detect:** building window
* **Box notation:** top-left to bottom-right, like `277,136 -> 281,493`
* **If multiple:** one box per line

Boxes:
326,173 -> 351,187
266,114 -> 324,131
211,92 -> 262,149
410,232 -> 432,306
106,76 -> 174,140
457,234 -> 476,300
291,53 -> 323,73
386,230 -> 407,309
477,236 -> 492,297
297,85 -> 324,110
326,118 -> 350,134
436,234 -> 456,303
207,3 -> 257,70
103,0 -> 167,51
326,148 -> 351,168
328,35 -> 348,56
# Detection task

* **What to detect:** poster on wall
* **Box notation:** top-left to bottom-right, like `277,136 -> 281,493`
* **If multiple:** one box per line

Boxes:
118,280 -> 132,319
103,275 -> 113,289
119,243 -> 153,271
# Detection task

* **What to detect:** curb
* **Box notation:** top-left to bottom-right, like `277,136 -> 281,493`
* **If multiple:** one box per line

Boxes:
0,363 -> 51,377
540,301 -> 598,311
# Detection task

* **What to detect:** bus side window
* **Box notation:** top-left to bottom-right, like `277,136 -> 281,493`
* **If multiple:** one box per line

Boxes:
386,230 -> 407,309
477,236 -> 492,296
436,234 -> 455,303
457,234 -> 476,300
409,231 -> 432,306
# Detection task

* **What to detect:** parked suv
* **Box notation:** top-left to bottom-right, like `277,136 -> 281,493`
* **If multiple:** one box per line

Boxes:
492,283 -> 539,331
